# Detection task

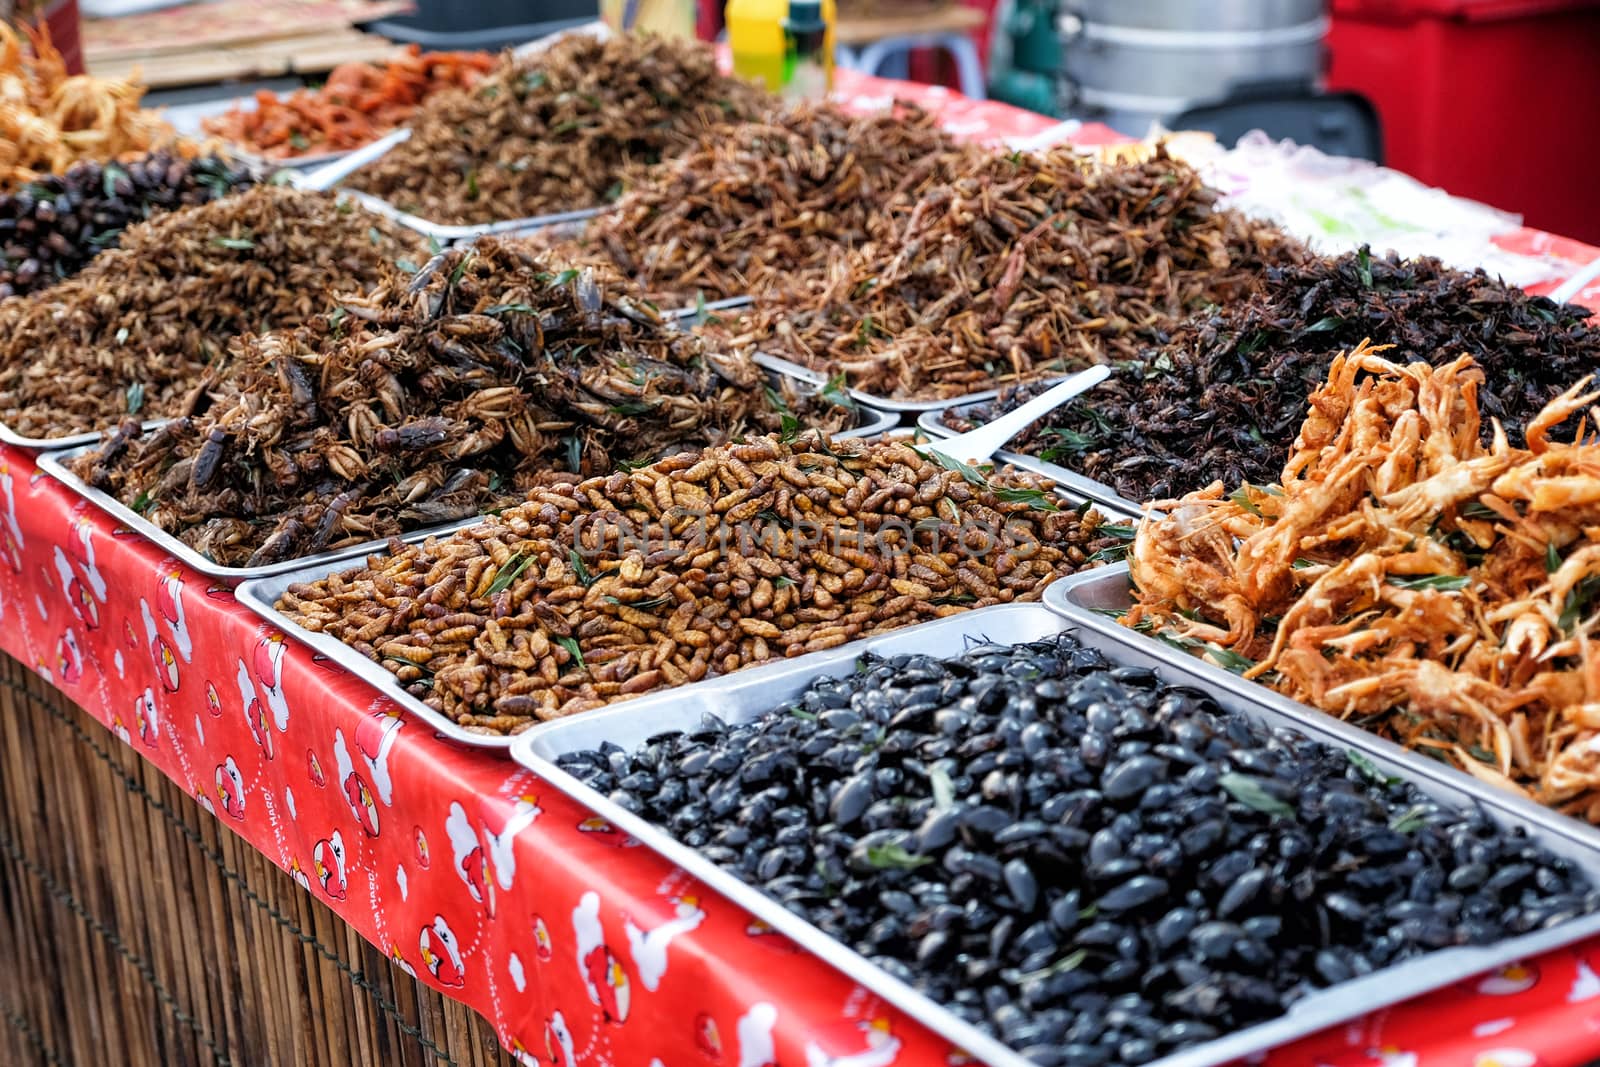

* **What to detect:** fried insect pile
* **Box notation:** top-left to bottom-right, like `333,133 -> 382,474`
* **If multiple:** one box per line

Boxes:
0,184 -> 422,439
540,102 -> 961,305
719,148 -> 1302,401
72,239 -> 853,567
944,250 -> 1600,502
1126,343 -> 1600,819
347,33 -> 771,225
277,432 -> 1117,733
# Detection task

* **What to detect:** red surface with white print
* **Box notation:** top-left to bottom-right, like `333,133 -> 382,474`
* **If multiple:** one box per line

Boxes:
14,459 -> 1600,1067
5,80 -> 1600,1067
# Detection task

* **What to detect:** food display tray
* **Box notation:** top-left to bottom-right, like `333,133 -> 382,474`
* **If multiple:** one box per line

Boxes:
0,416 -> 172,453
752,352 -> 1021,414
917,400 -> 1148,518
235,542 -> 530,750
512,600 -> 1600,1067
1044,564 -> 1600,856
36,444 -> 478,581
160,96 -> 353,171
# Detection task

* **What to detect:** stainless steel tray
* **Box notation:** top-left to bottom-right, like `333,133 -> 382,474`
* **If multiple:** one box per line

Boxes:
309,139 -> 608,242
161,95 -> 352,171
1044,563 -> 1600,857
753,352 -> 1095,415
917,398 -> 1149,518
511,600 -> 1600,1067
235,539 -> 528,750
0,416 -> 171,453
36,444 -> 478,580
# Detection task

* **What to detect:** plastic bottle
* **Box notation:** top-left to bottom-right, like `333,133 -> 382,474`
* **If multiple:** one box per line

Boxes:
727,0 -> 834,93
782,0 -> 831,100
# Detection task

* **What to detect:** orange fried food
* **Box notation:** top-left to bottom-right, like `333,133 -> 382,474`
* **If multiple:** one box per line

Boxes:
1127,339 -> 1600,820
201,45 -> 495,159
0,21 -> 185,192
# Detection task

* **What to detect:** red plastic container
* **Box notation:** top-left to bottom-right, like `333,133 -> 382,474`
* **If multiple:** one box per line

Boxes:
1327,0 -> 1600,244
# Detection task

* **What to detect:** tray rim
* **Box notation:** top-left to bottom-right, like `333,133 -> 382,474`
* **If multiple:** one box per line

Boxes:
36,444 -> 479,581
1043,562 -> 1600,857
511,599 -> 1600,1067
916,398 -> 1151,518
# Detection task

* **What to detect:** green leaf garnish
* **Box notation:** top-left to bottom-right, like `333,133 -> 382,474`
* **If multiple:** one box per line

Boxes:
1219,773 -> 1294,817
486,550 -> 534,595
556,635 -> 586,670
126,383 -> 145,415
865,842 -> 931,870
212,236 -> 256,250
568,549 -> 595,588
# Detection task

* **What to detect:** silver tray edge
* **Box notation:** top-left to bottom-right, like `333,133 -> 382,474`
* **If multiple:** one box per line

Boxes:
510,600 -> 1600,1067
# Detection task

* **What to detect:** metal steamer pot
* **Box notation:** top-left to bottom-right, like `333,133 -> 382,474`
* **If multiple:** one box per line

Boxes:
1060,0 -> 1329,132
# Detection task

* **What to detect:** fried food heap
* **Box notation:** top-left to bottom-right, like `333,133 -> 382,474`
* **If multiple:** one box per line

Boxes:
0,22 -> 187,192
1127,341 -> 1600,818
71,239 -> 853,567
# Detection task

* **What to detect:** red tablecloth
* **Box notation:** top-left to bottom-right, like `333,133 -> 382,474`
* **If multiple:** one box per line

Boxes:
12,458 -> 1600,1067
8,79 -> 1600,1067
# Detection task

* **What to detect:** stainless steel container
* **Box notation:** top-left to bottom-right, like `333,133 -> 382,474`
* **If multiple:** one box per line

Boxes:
513,600 -> 1600,1067
1061,0 -> 1329,133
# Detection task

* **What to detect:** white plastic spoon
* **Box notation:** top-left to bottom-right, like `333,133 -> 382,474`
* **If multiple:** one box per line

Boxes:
928,365 -> 1111,465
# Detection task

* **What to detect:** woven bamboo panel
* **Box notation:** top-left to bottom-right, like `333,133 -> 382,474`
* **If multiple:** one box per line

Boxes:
0,652 -> 516,1067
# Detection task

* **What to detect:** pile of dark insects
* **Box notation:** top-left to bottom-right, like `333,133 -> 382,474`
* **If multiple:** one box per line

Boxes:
0,151 -> 255,298
0,184 -> 423,439
72,238 -> 852,567
537,101 -> 961,306
347,33 -> 771,225
715,147 -> 1304,402
942,248 -> 1600,502
561,633 -> 1599,1067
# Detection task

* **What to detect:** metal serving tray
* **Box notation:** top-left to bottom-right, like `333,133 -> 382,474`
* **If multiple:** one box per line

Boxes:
301,137 -> 608,243
512,600 -> 1600,1067
1045,563 -> 1600,857
36,444 -> 478,581
917,398 -> 1150,518
235,539 -> 530,750
752,352 -> 1026,414
0,416 -> 172,453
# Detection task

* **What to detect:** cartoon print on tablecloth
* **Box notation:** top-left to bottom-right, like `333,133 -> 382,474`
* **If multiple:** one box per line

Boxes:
486,794 -> 542,893
0,459 -> 26,572
1472,1051 -> 1539,1067
205,680 -> 222,717
236,658 -> 275,759
1569,957 -> 1600,1001
313,829 -> 349,900
54,548 -> 98,630
253,632 -> 291,730
154,568 -> 192,662
737,1003 -> 778,1067
307,749 -> 326,788
111,712 -> 131,744
288,856 -> 311,891
414,825 -> 431,868
447,801 -> 492,913
573,890 -> 631,1024
334,726 -> 387,837
545,1011 -> 576,1067
746,918 -> 803,954
216,756 -> 246,818
577,815 -> 639,848
805,1018 -> 903,1067
54,628 -> 82,685
624,890 -> 706,992
533,915 -> 553,961
389,941 -> 417,978
696,1013 -> 722,1060
134,686 -> 158,747
139,599 -> 180,692
1479,963 -> 1541,996
420,914 -> 465,987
